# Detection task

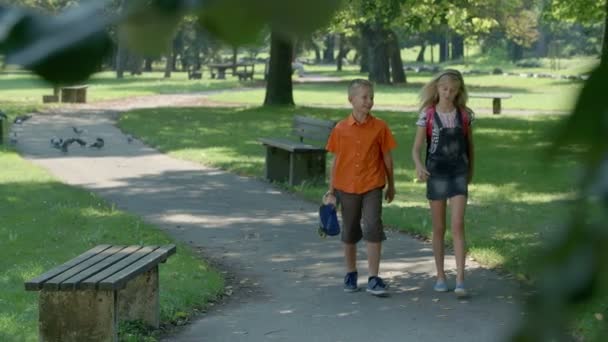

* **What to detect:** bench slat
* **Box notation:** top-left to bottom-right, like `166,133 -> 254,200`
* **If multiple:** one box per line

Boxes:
25,244 -> 113,291
42,246 -> 127,291
79,246 -> 159,290
60,245 -> 144,290
98,245 -> 177,290
259,137 -> 325,152
293,116 -> 335,142
469,93 -> 512,99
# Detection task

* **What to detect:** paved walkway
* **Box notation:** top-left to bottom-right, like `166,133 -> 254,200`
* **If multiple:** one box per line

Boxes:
15,96 -> 524,341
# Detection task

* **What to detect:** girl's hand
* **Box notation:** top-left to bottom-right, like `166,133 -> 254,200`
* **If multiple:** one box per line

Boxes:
416,165 -> 430,182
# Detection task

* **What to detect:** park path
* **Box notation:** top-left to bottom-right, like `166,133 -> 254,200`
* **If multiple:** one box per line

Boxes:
14,92 -> 525,341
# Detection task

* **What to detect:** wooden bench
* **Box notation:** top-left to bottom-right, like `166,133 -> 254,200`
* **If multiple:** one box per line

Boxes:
469,93 -> 512,114
259,115 -> 336,186
60,85 -> 88,103
25,244 -> 176,341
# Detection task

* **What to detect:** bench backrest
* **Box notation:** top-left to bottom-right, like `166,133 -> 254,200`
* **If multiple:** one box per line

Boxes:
292,115 -> 336,143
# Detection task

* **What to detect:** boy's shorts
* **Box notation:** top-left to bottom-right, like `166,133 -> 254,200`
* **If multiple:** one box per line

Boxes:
337,187 -> 386,244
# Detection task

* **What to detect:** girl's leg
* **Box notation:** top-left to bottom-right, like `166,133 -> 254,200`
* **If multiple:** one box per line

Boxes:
449,195 -> 467,284
429,200 -> 447,281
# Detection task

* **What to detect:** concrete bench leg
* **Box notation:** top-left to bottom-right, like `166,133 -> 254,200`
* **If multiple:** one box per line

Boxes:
39,290 -> 117,342
493,98 -> 501,114
118,266 -> 160,328
265,146 -> 291,183
289,151 -> 326,186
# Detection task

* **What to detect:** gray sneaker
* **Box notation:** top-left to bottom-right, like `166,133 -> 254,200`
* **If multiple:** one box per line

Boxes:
344,271 -> 359,292
366,276 -> 388,296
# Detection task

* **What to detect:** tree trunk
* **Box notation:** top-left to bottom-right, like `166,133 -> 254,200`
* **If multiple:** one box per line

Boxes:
439,30 -> 449,62
451,34 -> 464,60
366,25 -> 390,84
115,43 -> 126,78
232,46 -> 238,75
323,34 -> 335,63
337,33 -> 344,71
602,0 -> 608,65
144,58 -> 153,72
388,30 -> 406,84
264,31 -> 294,106
164,49 -> 172,78
129,54 -> 143,75
510,41 -> 524,61
312,40 -> 321,63
416,42 -> 426,62
358,32 -> 369,73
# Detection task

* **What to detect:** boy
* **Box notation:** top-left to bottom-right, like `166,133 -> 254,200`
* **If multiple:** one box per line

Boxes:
325,79 -> 397,296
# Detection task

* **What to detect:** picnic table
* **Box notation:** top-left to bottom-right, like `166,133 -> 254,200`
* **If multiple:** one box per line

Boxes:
208,62 -> 254,80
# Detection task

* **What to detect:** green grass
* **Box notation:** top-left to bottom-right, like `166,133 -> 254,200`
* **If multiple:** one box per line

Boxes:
206,73 -> 582,112
118,104 -> 606,339
0,105 -> 224,342
0,70 -> 258,105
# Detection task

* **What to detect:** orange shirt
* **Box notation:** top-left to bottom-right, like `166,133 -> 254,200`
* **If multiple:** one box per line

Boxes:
326,113 -> 397,194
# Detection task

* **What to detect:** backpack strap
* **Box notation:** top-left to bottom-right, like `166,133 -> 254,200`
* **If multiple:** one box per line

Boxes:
425,106 -> 435,144
459,106 -> 470,136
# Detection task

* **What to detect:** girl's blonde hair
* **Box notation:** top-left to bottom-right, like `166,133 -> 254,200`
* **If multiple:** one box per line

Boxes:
419,69 -> 468,112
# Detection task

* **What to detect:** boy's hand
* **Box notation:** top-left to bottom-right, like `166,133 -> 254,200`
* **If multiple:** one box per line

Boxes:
415,165 -> 430,182
384,185 -> 395,203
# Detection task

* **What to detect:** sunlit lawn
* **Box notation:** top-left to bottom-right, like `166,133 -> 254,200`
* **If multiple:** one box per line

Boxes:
0,70 -> 254,105
206,71 -> 582,112
0,105 -> 224,341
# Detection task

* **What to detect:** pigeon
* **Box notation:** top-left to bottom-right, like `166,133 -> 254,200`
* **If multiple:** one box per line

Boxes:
13,115 -> 31,124
50,137 -> 63,149
0,111 -> 7,120
72,126 -> 86,135
60,138 -> 80,152
126,134 -> 133,143
72,138 -> 87,147
89,137 -> 104,149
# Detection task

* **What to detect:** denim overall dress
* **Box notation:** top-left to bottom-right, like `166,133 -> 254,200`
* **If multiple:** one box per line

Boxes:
426,109 -> 469,200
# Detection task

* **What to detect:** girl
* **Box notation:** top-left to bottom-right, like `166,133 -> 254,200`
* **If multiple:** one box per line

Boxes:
411,69 -> 474,297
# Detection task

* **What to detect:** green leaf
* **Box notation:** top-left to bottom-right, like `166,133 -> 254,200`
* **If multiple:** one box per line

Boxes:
552,63 -> 608,165
1,4 -> 112,85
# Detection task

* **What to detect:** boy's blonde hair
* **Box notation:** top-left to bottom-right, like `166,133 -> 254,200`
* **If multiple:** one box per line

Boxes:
419,69 -> 468,111
348,78 -> 374,97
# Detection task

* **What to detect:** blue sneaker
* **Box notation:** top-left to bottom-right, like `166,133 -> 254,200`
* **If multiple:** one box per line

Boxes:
433,280 -> 449,292
454,283 -> 468,298
366,276 -> 388,296
344,271 -> 359,292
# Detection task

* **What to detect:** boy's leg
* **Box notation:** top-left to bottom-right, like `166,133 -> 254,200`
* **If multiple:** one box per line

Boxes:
361,188 -> 385,277
338,191 -> 363,272
344,243 -> 357,273
449,195 -> 467,284
429,199 -> 447,281
366,242 -> 381,277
